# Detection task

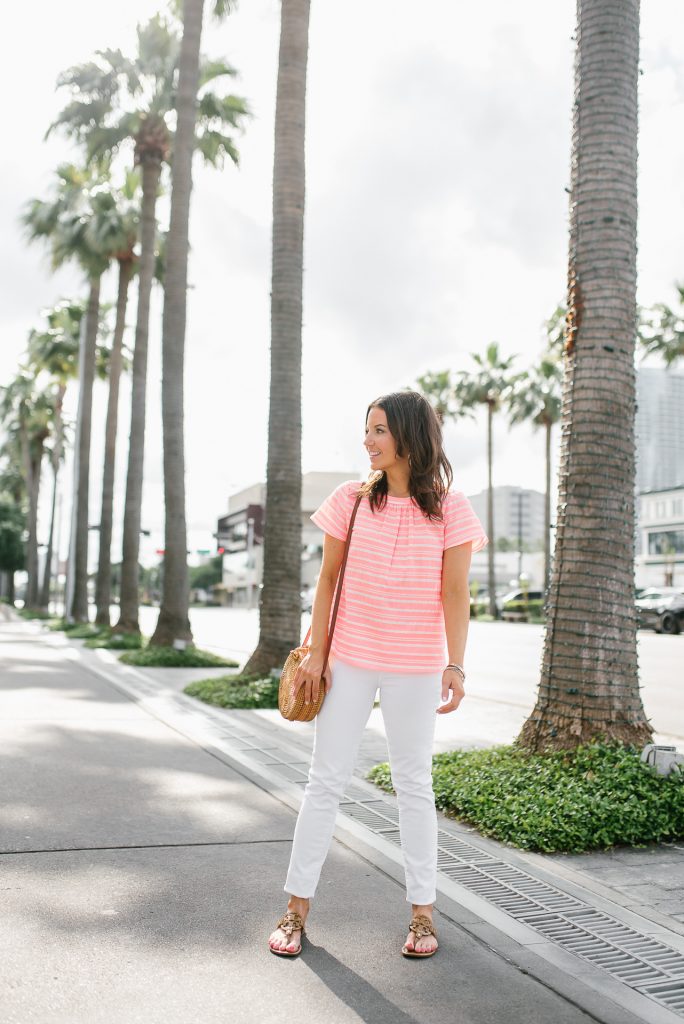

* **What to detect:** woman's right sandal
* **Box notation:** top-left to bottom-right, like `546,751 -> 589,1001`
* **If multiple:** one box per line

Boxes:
269,910 -> 306,957
402,914 -> 438,958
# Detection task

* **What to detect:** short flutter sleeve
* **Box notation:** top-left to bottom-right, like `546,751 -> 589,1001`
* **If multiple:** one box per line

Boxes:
443,491 -> 488,553
310,481 -> 358,541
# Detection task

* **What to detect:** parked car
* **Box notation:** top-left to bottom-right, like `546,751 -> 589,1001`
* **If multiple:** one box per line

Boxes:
498,589 -> 544,613
635,588 -> 684,635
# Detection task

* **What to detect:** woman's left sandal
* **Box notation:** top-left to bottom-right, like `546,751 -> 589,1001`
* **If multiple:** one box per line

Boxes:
269,910 -> 306,957
402,914 -> 438,958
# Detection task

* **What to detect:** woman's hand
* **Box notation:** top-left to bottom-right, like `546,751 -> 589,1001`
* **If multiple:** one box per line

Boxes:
292,650 -> 332,706
437,667 -> 465,715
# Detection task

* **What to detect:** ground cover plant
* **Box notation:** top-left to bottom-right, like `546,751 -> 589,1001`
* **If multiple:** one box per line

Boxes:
368,741 -> 684,854
120,645 -> 237,668
84,630 -> 143,650
184,673 -> 279,708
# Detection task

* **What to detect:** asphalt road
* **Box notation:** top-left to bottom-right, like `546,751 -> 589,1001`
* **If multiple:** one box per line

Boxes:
136,606 -> 684,750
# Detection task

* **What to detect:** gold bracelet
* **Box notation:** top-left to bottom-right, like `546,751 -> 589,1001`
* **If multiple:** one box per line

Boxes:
445,663 -> 465,681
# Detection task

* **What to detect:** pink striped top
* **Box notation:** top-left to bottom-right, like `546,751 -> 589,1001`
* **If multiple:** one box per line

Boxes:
311,480 -> 489,672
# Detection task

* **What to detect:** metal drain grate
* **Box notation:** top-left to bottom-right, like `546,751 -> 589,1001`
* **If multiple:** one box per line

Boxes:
218,718 -> 684,1019
108,679 -> 684,1022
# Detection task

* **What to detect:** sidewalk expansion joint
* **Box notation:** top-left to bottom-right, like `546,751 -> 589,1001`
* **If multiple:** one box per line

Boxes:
0,838 -> 293,857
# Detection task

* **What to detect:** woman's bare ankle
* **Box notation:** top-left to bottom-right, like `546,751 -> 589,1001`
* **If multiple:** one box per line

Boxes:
287,895 -> 309,918
412,903 -> 433,918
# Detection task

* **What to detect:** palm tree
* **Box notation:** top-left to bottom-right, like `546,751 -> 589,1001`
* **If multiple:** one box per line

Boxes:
91,176 -> 139,626
52,15 -> 248,635
454,342 -> 519,619
243,0 -> 311,675
517,0 -> 651,752
506,355 -> 562,597
638,283 -> 684,368
151,0 -> 249,646
27,300 -> 84,610
0,374 -> 53,609
23,164 -> 114,621
416,347 -> 519,618
0,489 -> 25,605
414,371 -> 459,425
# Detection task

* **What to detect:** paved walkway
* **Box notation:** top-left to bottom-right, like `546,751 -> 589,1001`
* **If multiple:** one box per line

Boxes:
0,612 -> 679,1024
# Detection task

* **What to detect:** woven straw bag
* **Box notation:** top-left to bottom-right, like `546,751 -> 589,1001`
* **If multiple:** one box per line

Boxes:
279,492 -> 363,721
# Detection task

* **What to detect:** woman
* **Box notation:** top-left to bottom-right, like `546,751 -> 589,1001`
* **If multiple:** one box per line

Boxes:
268,390 -> 488,959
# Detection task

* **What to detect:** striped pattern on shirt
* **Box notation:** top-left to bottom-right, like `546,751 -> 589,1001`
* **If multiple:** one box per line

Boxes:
311,480 -> 489,673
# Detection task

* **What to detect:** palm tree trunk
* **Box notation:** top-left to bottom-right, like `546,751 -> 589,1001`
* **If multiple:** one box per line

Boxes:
18,425 -> 37,608
486,402 -> 497,619
39,455 -> 59,611
40,383 -> 66,612
70,276 -> 101,622
518,0 -> 651,752
243,0 -> 311,674
25,449 -> 43,609
544,418 -> 552,597
95,257 -> 133,626
150,0 -> 205,648
116,158 -> 161,634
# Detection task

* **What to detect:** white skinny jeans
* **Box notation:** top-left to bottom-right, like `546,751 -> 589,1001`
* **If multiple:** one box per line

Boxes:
284,658 -> 443,905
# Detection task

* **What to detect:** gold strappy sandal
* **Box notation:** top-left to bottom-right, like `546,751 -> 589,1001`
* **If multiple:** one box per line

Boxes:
402,914 -> 438,958
269,910 -> 306,957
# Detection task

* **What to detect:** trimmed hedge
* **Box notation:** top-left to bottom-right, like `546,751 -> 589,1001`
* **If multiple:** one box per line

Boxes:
367,741 -> 684,853
84,631 -> 143,650
120,645 -> 237,668
184,673 -> 279,709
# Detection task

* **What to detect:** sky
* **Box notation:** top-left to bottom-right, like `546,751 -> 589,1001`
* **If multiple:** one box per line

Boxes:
2,0 -> 684,566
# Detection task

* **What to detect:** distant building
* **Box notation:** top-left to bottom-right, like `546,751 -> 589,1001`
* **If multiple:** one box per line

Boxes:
636,368 -> 684,493
636,485 -> 684,588
467,485 -> 547,551
214,471 -> 355,607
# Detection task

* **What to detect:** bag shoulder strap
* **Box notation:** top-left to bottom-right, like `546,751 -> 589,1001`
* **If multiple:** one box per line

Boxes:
302,490 -> 363,658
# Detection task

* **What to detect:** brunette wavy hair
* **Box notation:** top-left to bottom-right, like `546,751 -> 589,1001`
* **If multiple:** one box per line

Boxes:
358,390 -> 453,521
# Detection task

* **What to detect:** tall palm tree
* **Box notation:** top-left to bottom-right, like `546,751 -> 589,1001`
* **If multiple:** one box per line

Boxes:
243,0 -> 311,675
518,0 -> 651,752
52,16 -> 248,635
638,283 -> 684,368
151,0 -> 249,646
23,164 -> 114,621
0,374 -> 53,609
0,489 -> 25,605
452,342 -> 519,618
91,176 -> 139,626
27,300 -> 84,610
506,355 -> 562,597
417,348 -> 519,617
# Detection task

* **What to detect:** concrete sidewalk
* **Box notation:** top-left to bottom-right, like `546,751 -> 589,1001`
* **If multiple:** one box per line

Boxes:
0,614 -> 676,1024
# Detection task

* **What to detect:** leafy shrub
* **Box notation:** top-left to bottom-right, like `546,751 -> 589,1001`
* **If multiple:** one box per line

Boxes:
120,645 -> 237,668
84,631 -> 143,650
184,673 -> 279,708
367,741 -> 684,853
62,622 -> 102,638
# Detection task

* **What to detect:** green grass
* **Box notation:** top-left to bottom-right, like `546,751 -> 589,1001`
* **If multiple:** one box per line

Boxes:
18,608 -> 52,620
84,631 -> 143,650
367,741 -> 684,854
119,645 -> 238,668
184,672 -> 279,708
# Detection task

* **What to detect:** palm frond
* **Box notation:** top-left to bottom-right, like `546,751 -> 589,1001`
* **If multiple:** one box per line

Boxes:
198,59 -> 238,89
198,90 -> 250,127
195,129 -> 240,168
